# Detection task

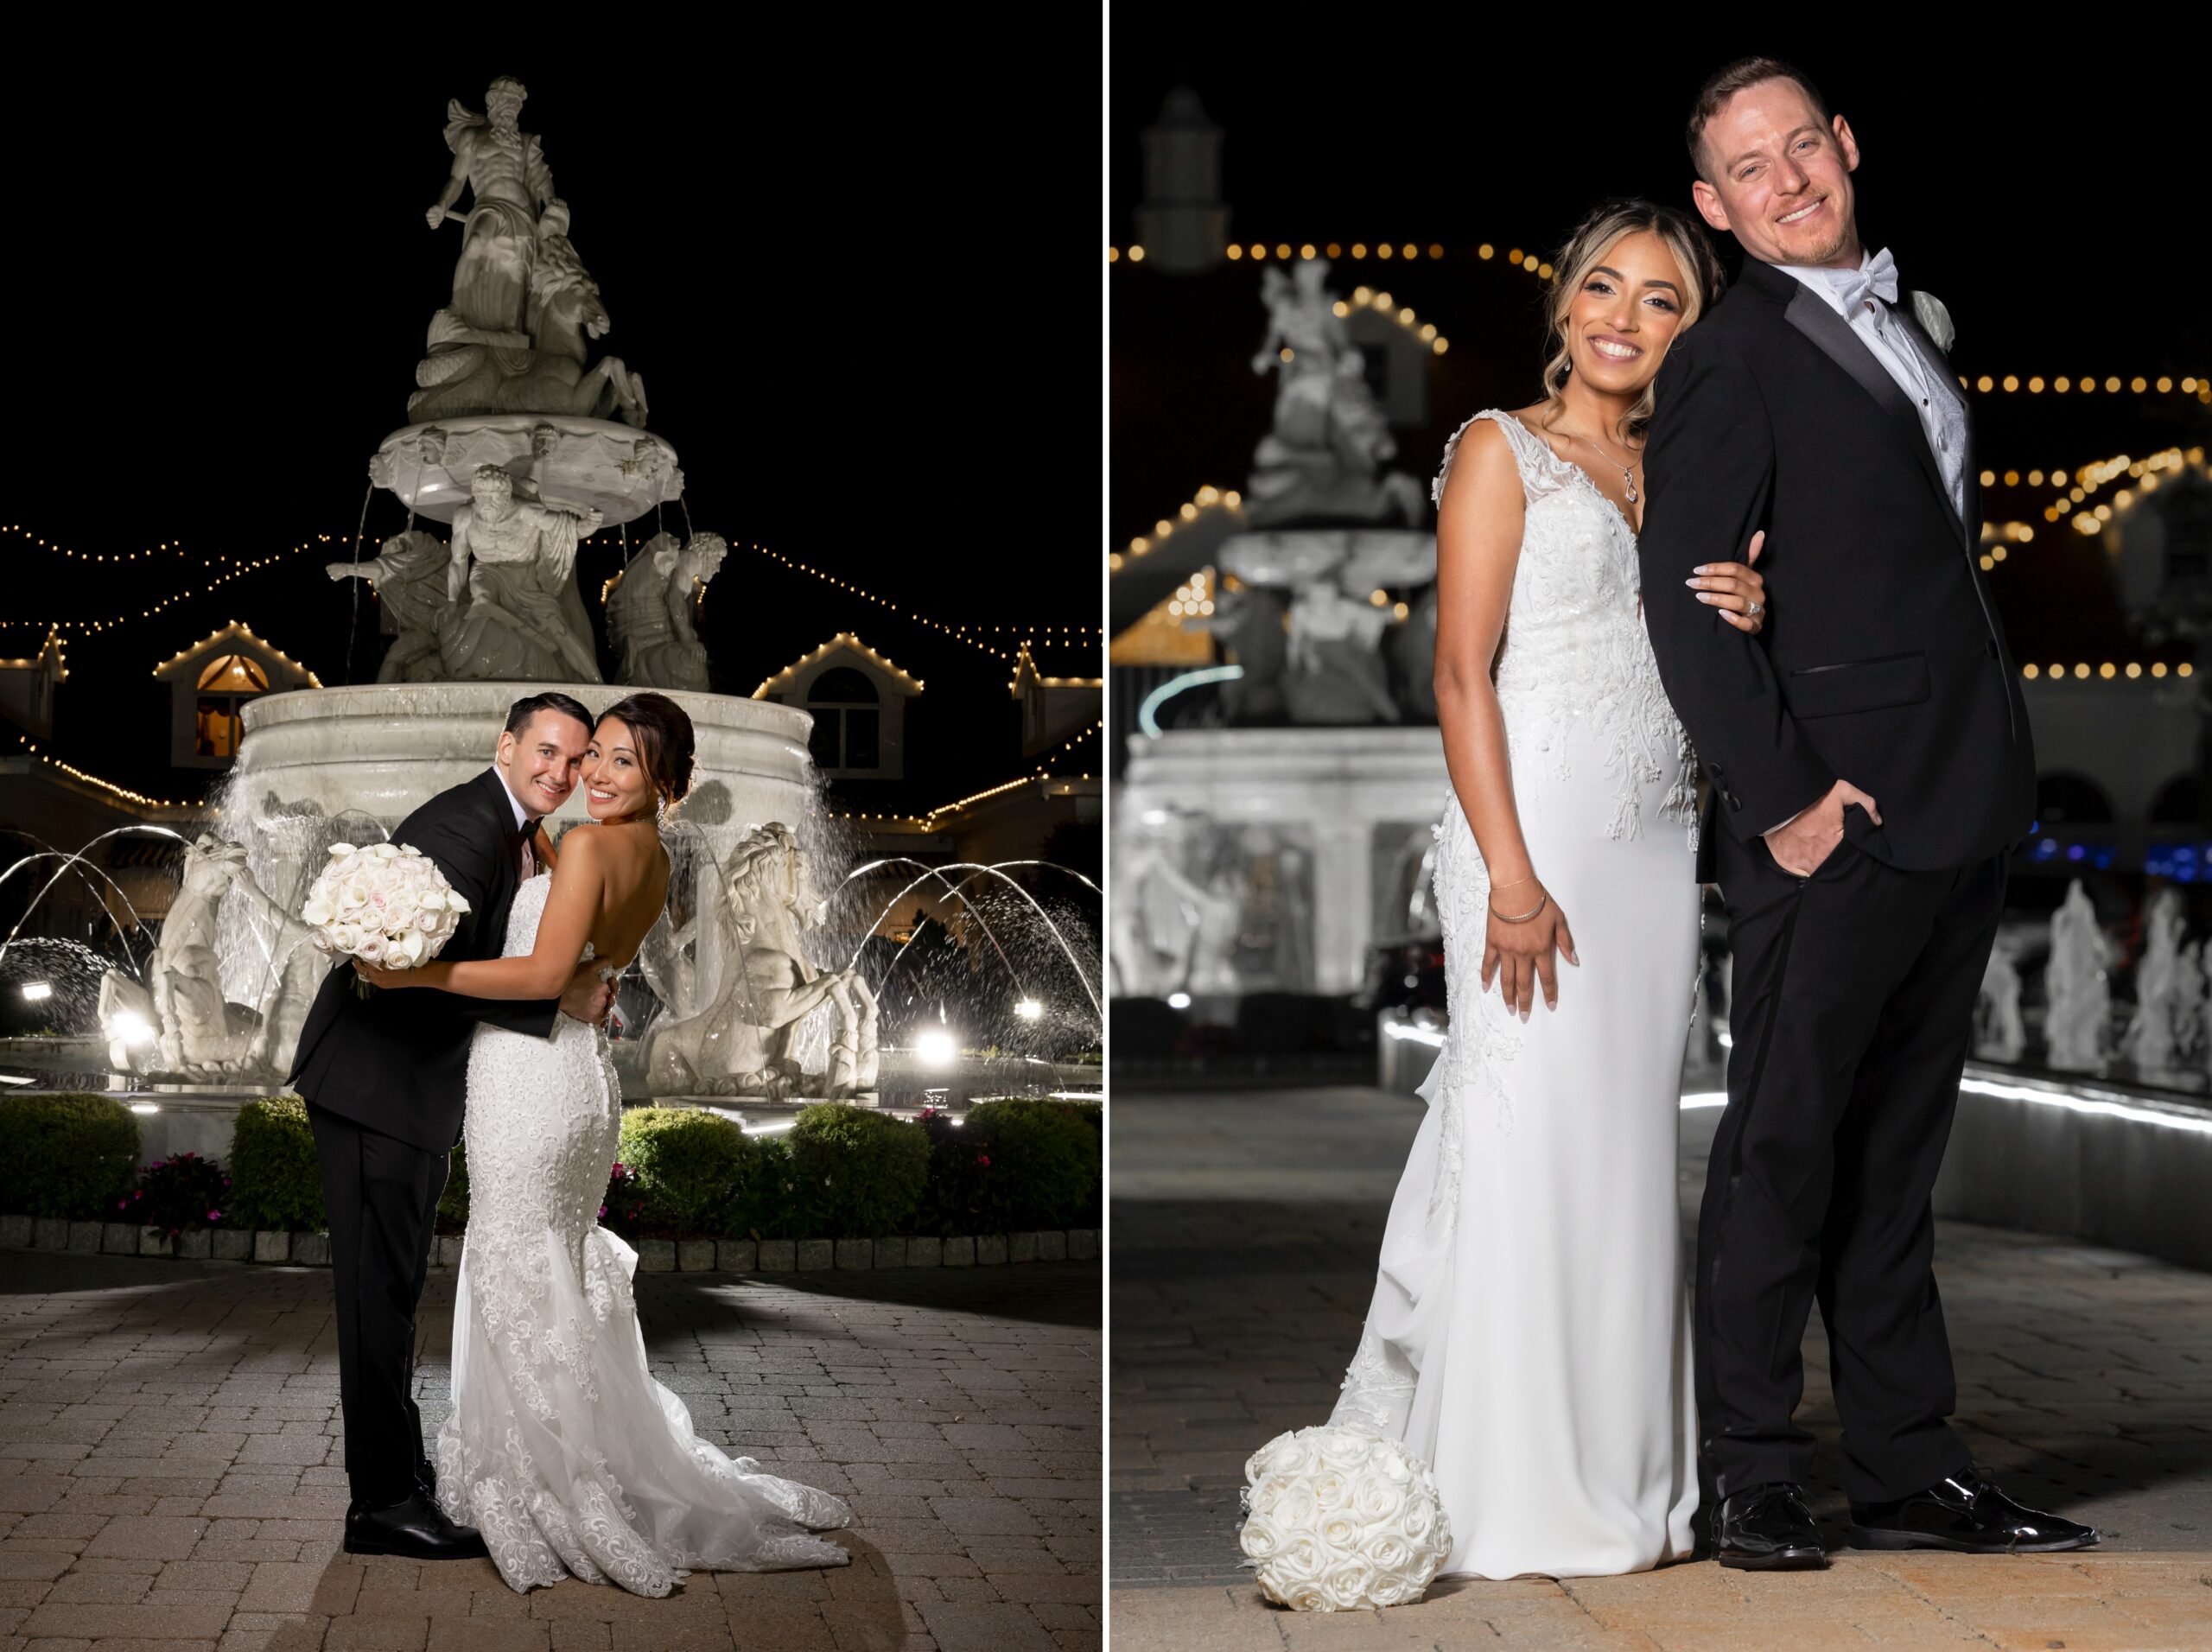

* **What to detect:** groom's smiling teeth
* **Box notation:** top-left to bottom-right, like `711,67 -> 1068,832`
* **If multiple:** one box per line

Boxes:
1777,198 -> 1827,225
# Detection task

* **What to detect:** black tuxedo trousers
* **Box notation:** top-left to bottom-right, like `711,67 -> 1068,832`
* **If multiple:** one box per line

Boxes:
308,1102 -> 448,1507
1699,813 -> 2000,1503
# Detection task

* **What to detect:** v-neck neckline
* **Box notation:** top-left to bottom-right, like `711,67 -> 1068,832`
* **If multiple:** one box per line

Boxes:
1499,412 -> 1641,540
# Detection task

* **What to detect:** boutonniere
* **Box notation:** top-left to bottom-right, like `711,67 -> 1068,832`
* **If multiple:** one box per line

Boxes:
1910,289 -> 1955,354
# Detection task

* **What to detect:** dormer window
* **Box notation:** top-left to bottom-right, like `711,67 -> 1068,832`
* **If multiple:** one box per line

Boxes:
808,668 -> 880,772
753,633 -> 921,782
152,623 -> 320,770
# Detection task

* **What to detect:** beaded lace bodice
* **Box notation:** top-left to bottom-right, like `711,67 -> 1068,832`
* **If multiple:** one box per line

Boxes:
1433,410 -> 1699,844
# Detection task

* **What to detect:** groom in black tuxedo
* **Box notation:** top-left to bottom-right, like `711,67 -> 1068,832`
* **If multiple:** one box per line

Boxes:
288,691 -> 614,1559
1638,59 -> 2095,1567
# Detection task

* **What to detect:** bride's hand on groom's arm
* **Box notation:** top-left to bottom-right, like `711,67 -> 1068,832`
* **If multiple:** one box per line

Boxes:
1684,531 -> 1768,635
1480,889 -> 1579,1021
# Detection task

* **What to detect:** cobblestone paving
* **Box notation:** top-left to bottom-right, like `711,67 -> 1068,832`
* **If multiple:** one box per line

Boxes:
0,1253 -> 1099,1651
1113,1089 -> 2212,1649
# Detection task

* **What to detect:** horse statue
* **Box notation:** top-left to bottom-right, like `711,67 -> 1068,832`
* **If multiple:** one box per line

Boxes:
406,215 -> 649,428
99,835 -> 327,1079
645,823 -> 880,1099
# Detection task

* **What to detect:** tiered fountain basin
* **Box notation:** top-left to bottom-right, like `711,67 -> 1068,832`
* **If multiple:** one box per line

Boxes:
232,682 -> 811,843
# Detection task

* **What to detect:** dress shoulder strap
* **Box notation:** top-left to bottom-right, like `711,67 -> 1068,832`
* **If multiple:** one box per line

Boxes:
1432,410 -> 1576,508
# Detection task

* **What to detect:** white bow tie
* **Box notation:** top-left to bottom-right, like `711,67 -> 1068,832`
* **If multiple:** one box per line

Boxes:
1838,247 -> 1899,312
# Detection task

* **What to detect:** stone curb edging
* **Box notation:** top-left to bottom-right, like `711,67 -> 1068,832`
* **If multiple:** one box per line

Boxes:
0,1212 -> 1099,1272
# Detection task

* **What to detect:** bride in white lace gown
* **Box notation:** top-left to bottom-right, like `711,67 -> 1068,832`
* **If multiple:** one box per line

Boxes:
1297,207 -> 1764,1586
359,694 -> 851,1594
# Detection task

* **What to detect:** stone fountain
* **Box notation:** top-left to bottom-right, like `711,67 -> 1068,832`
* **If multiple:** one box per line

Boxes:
96,77 -> 826,1098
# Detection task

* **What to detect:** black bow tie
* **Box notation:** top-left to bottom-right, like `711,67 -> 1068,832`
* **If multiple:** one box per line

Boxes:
516,819 -> 538,846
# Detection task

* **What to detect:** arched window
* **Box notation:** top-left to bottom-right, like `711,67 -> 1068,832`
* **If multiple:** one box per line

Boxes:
2150,773 -> 2210,825
2036,772 -> 2114,826
807,667 -> 880,772
194,654 -> 273,759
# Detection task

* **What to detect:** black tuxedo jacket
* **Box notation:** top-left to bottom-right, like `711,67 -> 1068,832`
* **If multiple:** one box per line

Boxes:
287,768 -> 559,1153
1637,257 -> 2035,880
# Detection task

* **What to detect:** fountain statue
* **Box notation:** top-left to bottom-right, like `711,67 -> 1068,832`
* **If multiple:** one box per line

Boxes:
436,465 -> 604,682
645,823 -> 880,1099
408,78 -> 647,428
2042,880 -> 2112,1071
2123,888 -> 2203,1073
368,79 -> 680,532
1244,262 -> 1424,528
1974,939 -> 2027,1062
327,530 -> 452,683
607,533 -> 728,690
97,836 -> 321,1079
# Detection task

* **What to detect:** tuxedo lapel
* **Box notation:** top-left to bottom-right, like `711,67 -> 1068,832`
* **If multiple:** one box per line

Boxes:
1781,281 -> 1967,547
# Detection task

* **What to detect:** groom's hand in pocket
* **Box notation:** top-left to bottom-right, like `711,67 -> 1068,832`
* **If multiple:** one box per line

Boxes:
1763,778 -> 1881,876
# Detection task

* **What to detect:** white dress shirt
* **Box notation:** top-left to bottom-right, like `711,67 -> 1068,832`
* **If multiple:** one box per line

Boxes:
1772,250 -> 1968,521
494,767 -> 537,878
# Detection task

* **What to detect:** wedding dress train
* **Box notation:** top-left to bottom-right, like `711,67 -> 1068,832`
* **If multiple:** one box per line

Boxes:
437,873 -> 852,1594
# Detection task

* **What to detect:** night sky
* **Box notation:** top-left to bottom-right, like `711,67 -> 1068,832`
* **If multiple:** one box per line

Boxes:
2,36 -> 1096,796
1108,25 -> 2211,662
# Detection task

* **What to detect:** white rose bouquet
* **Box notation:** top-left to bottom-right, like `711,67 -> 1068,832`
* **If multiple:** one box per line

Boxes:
1237,1425 -> 1450,1611
302,841 -> 471,995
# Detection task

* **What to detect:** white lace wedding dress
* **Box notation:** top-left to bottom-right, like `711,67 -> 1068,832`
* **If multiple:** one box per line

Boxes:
1328,410 -> 1702,1580
436,873 -> 852,1595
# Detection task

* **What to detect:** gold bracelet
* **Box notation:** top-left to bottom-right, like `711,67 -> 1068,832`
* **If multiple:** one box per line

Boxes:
1488,872 -> 1539,893
1490,892 -> 1549,924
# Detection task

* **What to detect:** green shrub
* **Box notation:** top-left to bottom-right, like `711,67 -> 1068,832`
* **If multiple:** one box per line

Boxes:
786,1104 -> 929,1237
436,1141 -> 469,1234
921,1099 -> 1101,1235
618,1107 -> 759,1236
137,1152 -> 232,1236
227,1096 -> 326,1231
738,1136 -> 820,1241
0,1093 -> 141,1218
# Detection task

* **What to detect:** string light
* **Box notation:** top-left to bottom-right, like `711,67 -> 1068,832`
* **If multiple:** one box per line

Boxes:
1007,640 -> 1104,696
0,628 -> 67,683
2023,662 -> 2191,683
1116,484 -> 1244,569
752,632 -> 923,700
2,535 -> 334,632
1125,238 -> 1537,268
1958,374 -> 2206,402
21,754 -> 190,810
747,542 -> 1014,659
1336,286 -> 1452,353
150,620 -> 322,687
3,526 -> 189,563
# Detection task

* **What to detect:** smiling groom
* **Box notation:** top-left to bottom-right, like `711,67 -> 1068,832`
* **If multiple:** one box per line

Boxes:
1635,58 -> 2097,1569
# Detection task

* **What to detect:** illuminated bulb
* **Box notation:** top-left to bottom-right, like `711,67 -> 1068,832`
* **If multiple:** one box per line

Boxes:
2023,664 -> 2039,679
2055,377 -> 2071,392
1128,245 -> 1145,263
1167,991 -> 1192,1010
915,1028 -> 957,1067
2182,664 -> 2196,677
2002,376 -> 2018,391
2126,663 -> 2142,678
1014,999 -> 1043,1021
1350,243 -> 1365,258
2029,377 -> 2044,392
2074,664 -> 2090,679
1225,244 -> 1243,261
1478,244 -> 1495,259
2152,663 -> 2169,677
1300,243 -> 1316,259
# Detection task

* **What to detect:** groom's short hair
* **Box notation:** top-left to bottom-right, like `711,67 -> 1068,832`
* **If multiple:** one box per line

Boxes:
503,691 -> 593,740
1687,57 -> 1832,183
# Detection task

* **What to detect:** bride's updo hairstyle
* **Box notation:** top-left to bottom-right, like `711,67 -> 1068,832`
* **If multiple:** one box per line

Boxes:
1538,200 -> 1726,436
598,691 -> 696,812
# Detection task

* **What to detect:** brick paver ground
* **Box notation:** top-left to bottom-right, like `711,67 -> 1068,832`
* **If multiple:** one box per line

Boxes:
1113,1088 -> 2212,1649
0,1252 -> 1099,1651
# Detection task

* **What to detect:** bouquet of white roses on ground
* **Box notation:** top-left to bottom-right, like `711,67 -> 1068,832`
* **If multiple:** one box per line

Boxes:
302,841 -> 470,994
1237,1424 -> 1451,1611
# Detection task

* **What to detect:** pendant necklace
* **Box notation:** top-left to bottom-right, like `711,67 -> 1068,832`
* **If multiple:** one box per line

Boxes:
1570,428 -> 1641,505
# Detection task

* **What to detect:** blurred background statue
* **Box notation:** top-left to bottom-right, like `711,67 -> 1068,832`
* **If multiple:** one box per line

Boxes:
2042,880 -> 2112,1071
327,530 -> 453,683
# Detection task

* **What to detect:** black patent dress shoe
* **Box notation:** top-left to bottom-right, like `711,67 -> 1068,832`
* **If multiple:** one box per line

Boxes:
343,1490 -> 489,1560
1713,1483 -> 1826,1570
1848,1472 -> 2099,1554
